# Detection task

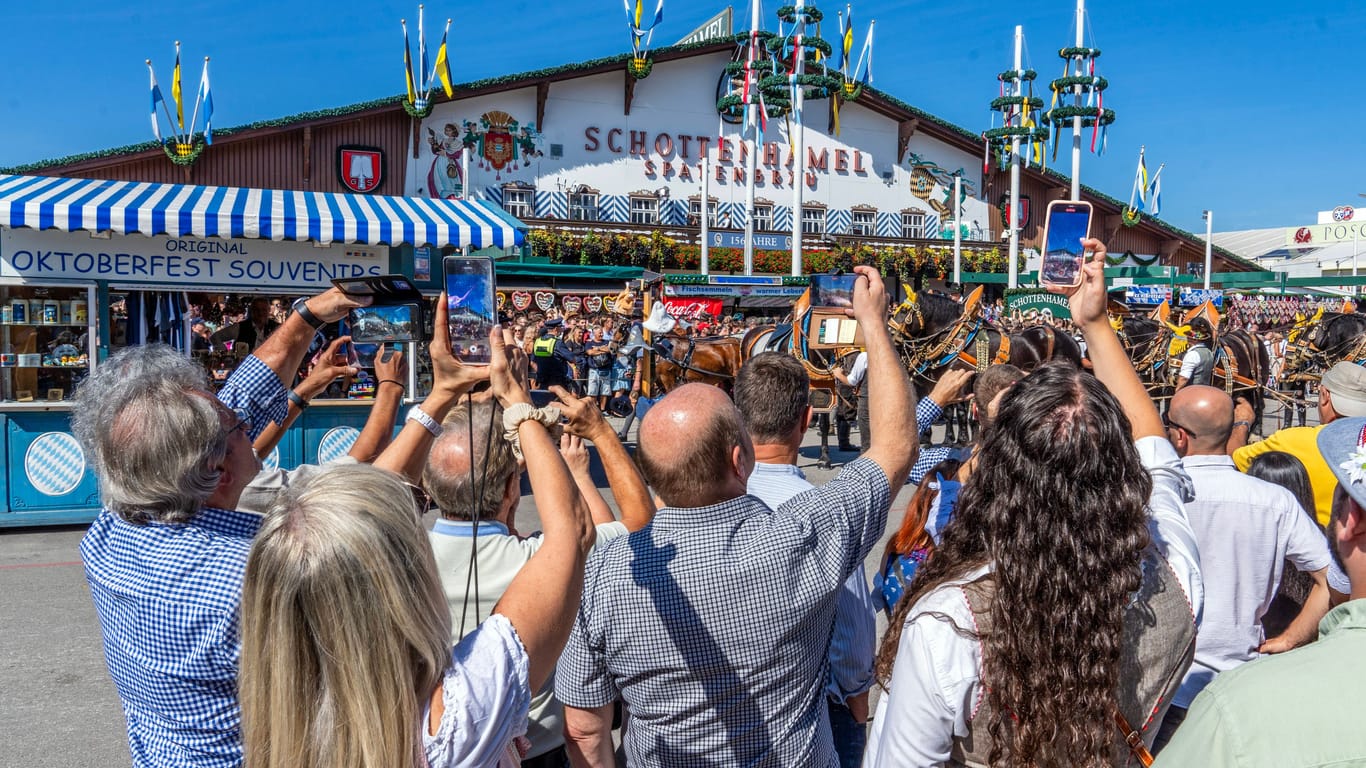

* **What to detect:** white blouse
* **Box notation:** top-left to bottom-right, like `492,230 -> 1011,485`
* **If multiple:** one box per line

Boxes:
863,436 -> 1203,767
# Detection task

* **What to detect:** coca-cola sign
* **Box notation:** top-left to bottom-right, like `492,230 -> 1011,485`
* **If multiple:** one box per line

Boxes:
662,297 -> 725,321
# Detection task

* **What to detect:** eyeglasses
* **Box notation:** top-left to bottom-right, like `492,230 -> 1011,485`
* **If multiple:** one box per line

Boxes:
228,408 -> 252,436
1162,414 -> 1197,438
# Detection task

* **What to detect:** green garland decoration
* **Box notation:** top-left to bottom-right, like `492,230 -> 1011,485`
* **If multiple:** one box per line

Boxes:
767,36 -> 833,59
759,71 -> 840,101
990,95 -> 1044,111
1059,46 -> 1102,59
775,5 -> 824,23
627,57 -> 653,79
838,81 -> 864,101
162,140 -> 205,166
1121,207 -> 1142,227
1050,75 -> 1108,91
401,100 -> 433,119
998,69 -> 1037,82
716,94 -> 790,117
983,125 -> 1051,143
1042,105 -> 1116,128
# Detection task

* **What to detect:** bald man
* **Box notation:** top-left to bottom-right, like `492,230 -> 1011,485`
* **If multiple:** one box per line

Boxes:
1155,385 -> 1333,751
557,266 -> 917,768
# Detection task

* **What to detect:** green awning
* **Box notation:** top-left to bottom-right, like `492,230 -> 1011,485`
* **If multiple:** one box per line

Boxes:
494,262 -> 646,280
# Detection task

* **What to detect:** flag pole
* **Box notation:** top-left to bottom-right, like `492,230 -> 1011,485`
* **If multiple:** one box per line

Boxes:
187,57 -> 207,142
742,0 -> 760,276
1008,25 -> 1022,290
702,118 -> 712,276
953,173 -> 963,285
462,144 -> 471,200
1069,0 -> 1084,201
789,0 -> 806,277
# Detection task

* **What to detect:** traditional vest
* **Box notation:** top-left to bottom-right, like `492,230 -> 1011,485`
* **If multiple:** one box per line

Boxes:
949,548 -> 1196,767
1187,344 -> 1214,386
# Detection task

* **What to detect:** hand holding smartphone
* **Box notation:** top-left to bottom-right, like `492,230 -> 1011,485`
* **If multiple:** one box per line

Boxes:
443,255 -> 497,365
1040,201 -> 1094,288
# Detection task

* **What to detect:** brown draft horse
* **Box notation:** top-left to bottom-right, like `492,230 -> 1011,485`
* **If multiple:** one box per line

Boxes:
609,284 -> 744,396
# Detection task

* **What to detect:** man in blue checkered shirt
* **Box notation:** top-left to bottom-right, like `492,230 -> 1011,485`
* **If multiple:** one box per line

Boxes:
74,288 -> 365,768
557,266 -> 919,767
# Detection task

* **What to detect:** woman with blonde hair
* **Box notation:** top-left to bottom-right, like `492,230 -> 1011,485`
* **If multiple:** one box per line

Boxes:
240,321 -> 595,768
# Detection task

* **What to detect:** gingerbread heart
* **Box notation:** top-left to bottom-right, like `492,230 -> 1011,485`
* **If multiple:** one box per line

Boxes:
496,292 -> 507,311
603,295 -> 617,313
584,295 -> 604,313
562,295 -> 583,314
511,291 -> 533,311
535,291 -> 556,312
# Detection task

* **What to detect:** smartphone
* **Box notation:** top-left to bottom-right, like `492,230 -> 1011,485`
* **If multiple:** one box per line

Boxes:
809,273 -> 859,309
529,389 -> 556,408
1040,201 -> 1093,287
347,303 -> 419,343
443,256 -> 497,365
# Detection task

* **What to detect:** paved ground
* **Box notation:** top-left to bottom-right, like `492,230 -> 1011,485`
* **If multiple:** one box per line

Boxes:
0,415 -> 918,767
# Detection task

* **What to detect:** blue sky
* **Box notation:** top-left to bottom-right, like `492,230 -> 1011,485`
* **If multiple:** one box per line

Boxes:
1,1 -> 1360,234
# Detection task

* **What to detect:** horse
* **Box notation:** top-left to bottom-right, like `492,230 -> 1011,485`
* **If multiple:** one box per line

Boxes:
608,284 -> 745,397
889,288 -> 1084,444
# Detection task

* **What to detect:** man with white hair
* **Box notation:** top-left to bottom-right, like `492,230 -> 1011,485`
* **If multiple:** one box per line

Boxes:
76,287 -> 374,768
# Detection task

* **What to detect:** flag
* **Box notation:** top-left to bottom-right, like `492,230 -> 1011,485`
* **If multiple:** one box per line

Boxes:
1146,166 -> 1163,217
432,22 -> 453,98
839,6 -> 854,73
856,21 -> 874,85
1132,148 -> 1149,211
148,61 -> 164,142
402,21 -> 416,105
172,43 -> 184,132
418,7 -> 428,93
198,59 -> 214,145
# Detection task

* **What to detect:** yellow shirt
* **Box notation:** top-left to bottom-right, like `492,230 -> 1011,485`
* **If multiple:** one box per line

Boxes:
1233,425 -> 1335,527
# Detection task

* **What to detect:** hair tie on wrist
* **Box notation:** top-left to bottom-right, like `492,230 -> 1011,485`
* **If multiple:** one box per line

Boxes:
378,379 -> 406,390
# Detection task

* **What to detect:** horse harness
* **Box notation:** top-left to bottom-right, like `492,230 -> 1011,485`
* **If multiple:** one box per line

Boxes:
653,335 -> 736,380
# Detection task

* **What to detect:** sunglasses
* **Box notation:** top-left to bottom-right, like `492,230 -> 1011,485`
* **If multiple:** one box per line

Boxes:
1162,414 -> 1197,438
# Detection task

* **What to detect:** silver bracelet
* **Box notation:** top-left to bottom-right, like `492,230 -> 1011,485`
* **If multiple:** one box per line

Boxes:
405,404 -> 443,437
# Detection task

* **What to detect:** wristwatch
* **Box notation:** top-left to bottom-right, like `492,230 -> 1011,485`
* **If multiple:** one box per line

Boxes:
291,296 -> 325,329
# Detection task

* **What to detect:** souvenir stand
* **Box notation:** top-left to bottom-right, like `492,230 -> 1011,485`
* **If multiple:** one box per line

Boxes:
0,174 -> 523,526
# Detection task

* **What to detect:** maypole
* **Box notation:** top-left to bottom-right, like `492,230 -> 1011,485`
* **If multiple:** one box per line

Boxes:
982,27 -> 1047,289
1043,0 -> 1115,201
765,2 -> 839,275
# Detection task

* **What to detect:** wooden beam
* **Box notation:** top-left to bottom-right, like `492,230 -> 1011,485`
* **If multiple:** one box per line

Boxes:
536,81 -> 550,129
623,68 -> 637,115
897,118 -> 919,163
302,125 -> 312,188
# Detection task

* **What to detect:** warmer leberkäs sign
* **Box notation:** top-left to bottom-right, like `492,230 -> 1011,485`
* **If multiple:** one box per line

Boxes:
1004,290 -> 1072,321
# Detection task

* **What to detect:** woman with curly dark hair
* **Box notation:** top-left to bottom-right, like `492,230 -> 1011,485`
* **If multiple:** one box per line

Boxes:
864,241 -> 1204,768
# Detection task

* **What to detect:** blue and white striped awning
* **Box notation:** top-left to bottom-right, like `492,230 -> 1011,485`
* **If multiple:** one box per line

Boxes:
0,174 -> 524,249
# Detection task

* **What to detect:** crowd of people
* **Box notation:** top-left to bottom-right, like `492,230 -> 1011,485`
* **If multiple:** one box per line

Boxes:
71,239 -> 1366,768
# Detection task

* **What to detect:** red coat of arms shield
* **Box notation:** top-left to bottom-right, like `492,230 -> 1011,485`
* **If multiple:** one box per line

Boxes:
337,146 -> 385,194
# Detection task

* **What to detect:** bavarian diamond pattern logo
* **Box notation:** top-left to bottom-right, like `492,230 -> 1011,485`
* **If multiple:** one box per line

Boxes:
318,427 -> 360,464
25,432 -> 86,497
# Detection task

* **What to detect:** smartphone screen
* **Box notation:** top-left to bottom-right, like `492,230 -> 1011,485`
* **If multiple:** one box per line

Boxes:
809,274 -> 858,309
443,256 -> 496,365
1041,202 -> 1092,286
347,303 -> 418,343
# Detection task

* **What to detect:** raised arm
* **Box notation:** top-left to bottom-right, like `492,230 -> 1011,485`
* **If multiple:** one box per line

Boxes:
254,288 -> 368,394
488,330 -> 597,691
551,385 -> 657,532
560,432 -> 617,527
373,296 -> 488,482
251,336 -> 358,457
1050,240 -> 1165,440
347,343 -> 405,462
850,265 -> 918,489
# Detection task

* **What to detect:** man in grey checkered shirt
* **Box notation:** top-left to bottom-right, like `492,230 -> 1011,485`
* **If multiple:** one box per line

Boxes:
556,265 -> 918,767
